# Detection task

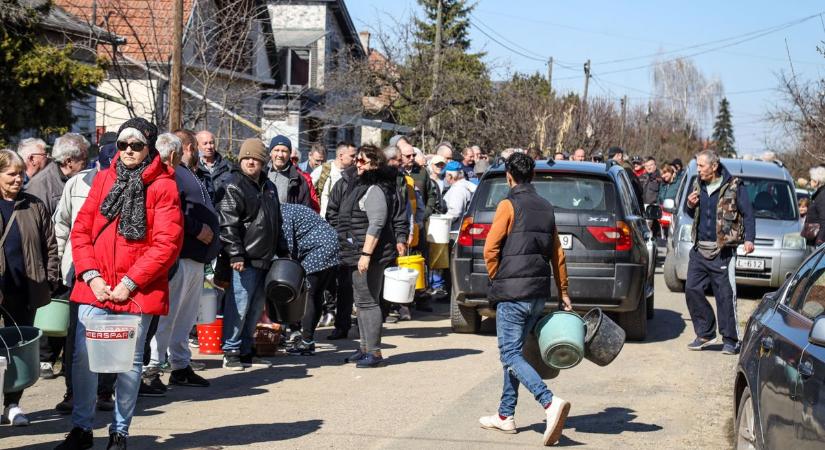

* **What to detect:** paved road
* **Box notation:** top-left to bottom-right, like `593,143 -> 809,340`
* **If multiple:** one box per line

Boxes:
1,269 -> 763,449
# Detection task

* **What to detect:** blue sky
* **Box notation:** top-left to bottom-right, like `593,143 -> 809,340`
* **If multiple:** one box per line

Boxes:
346,0 -> 825,155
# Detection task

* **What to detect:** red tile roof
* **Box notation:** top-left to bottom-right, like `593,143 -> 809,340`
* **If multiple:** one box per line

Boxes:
54,0 -> 194,62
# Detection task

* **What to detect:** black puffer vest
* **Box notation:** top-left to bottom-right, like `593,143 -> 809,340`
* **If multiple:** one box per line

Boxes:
336,168 -> 399,266
487,183 -> 556,302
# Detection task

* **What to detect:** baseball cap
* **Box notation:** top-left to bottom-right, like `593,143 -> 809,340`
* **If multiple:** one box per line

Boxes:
430,155 -> 447,166
444,161 -> 464,172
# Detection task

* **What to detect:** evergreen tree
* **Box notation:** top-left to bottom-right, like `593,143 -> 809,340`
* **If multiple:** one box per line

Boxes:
0,0 -> 106,144
712,97 -> 736,157
414,0 -> 474,51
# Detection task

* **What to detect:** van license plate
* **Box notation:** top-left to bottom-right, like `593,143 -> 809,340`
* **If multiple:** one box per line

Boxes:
736,258 -> 765,271
559,234 -> 573,250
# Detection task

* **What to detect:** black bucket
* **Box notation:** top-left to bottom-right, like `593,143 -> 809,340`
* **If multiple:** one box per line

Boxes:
271,290 -> 307,324
523,331 -> 560,380
265,258 -> 305,303
583,308 -> 625,366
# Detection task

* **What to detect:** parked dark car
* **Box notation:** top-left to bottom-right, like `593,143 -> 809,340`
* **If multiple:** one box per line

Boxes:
735,246 -> 825,449
450,160 -> 659,340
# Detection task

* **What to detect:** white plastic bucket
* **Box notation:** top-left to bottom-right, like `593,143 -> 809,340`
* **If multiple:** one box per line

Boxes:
427,214 -> 452,244
0,356 -> 6,407
82,315 -> 140,373
197,287 -> 218,324
383,267 -> 419,304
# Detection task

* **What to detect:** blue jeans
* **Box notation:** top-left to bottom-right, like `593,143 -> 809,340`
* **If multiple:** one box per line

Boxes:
222,267 -> 266,355
72,304 -> 153,435
430,269 -> 445,290
496,298 -> 553,417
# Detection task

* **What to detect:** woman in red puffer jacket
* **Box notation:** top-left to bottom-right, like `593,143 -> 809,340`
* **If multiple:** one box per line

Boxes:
57,118 -> 183,450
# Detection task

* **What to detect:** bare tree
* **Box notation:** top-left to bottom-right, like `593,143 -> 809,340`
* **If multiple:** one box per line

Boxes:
652,56 -> 723,137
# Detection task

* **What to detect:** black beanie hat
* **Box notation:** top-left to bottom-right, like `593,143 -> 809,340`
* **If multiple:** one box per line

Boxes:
117,118 -> 158,149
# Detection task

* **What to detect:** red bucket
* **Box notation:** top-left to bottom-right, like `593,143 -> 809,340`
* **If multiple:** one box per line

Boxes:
196,318 -> 223,355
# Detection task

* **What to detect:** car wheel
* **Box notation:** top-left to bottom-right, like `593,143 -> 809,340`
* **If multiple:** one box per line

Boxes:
450,292 -> 480,333
646,293 -> 655,319
664,251 -> 685,293
736,388 -> 759,450
619,293 -> 647,341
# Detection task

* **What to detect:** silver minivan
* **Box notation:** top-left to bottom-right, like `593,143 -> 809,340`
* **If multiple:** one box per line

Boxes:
663,158 -> 807,291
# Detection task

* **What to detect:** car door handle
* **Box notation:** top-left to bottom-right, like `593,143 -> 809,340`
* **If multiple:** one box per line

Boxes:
799,360 -> 814,378
760,336 -> 774,351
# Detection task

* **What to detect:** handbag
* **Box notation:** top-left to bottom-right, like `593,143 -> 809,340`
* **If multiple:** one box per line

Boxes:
802,221 -> 820,241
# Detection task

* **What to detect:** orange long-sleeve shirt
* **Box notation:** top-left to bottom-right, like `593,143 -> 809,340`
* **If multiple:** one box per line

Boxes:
483,199 -> 569,298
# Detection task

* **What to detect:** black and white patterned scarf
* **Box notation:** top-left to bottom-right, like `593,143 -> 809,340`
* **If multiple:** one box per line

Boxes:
99,155 -> 153,240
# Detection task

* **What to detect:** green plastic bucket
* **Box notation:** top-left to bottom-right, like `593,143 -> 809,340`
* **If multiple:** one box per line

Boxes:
34,298 -> 70,337
535,311 -> 586,369
0,326 -> 42,393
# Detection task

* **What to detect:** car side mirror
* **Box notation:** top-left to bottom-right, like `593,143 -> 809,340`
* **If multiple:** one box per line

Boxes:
645,204 -> 662,220
810,316 -> 825,347
662,198 -> 675,212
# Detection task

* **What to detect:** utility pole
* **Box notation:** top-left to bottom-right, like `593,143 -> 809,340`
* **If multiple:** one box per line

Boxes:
169,0 -> 183,131
547,56 -> 553,93
619,95 -> 627,147
577,59 -> 591,136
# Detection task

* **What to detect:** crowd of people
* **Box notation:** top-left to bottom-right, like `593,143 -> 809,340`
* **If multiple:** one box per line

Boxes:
5,119 -> 795,447
0,119 -> 506,449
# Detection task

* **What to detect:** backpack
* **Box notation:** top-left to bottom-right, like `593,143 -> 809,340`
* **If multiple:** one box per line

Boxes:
314,162 -> 332,200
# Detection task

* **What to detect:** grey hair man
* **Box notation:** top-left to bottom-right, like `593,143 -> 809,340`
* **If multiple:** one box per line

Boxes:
17,137 -> 49,184
146,132 -> 219,388
442,160 -> 476,226
27,132 -> 89,215
684,149 -> 755,355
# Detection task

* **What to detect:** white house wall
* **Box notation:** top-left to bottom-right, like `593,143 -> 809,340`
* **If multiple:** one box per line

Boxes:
95,77 -> 160,132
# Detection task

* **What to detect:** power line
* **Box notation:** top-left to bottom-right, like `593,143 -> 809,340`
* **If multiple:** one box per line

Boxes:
595,11 -> 824,65
553,12 -> 823,81
475,8 -> 824,66
468,13 -> 579,70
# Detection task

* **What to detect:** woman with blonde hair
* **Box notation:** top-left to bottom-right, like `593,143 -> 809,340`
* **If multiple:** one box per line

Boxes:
0,149 -> 59,426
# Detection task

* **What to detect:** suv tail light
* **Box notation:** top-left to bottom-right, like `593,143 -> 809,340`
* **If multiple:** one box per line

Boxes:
458,217 -> 491,247
587,221 -> 632,251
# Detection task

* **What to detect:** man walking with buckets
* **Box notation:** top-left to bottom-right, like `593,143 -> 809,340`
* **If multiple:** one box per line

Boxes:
479,153 -> 572,446
684,149 -> 755,355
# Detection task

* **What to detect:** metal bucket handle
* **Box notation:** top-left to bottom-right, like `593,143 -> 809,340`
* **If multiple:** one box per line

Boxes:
89,297 -> 144,315
0,303 -> 24,342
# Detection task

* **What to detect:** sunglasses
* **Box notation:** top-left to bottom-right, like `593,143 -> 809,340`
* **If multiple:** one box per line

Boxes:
356,157 -> 370,165
117,141 -> 146,152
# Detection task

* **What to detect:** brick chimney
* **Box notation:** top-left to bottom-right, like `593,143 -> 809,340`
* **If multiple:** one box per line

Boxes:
359,31 -> 370,54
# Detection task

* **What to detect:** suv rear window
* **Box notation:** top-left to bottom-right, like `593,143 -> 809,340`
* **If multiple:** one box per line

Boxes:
478,173 -> 617,212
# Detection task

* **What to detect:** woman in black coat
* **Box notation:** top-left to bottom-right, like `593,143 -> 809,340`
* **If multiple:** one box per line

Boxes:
804,166 -> 825,248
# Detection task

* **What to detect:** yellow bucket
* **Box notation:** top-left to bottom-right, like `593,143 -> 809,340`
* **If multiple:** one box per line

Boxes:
397,255 -> 427,290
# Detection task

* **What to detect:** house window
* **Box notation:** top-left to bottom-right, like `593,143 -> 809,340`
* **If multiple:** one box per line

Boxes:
278,48 -> 310,87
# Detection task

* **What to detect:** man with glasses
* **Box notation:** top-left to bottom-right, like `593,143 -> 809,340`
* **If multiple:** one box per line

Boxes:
16,137 -> 49,187
26,132 -> 90,380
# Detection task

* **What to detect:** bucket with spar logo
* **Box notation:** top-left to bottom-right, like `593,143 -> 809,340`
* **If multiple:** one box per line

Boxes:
81,315 -> 141,373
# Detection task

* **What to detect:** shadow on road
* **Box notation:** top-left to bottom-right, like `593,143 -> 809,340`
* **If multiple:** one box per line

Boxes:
4,419 -> 324,450
523,407 -> 662,440
388,348 -> 483,365
642,309 -> 686,343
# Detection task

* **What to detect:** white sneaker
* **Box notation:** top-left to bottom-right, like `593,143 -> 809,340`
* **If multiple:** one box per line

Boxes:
4,404 -> 30,427
40,362 -> 55,379
543,397 -> 571,446
479,414 -> 517,434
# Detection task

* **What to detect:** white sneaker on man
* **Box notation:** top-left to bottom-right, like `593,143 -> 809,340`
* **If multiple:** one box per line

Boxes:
479,414 -> 516,434
3,404 -> 30,426
543,397 -> 571,446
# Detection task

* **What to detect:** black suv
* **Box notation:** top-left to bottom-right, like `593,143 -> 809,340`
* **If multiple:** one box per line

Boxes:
450,160 -> 659,340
